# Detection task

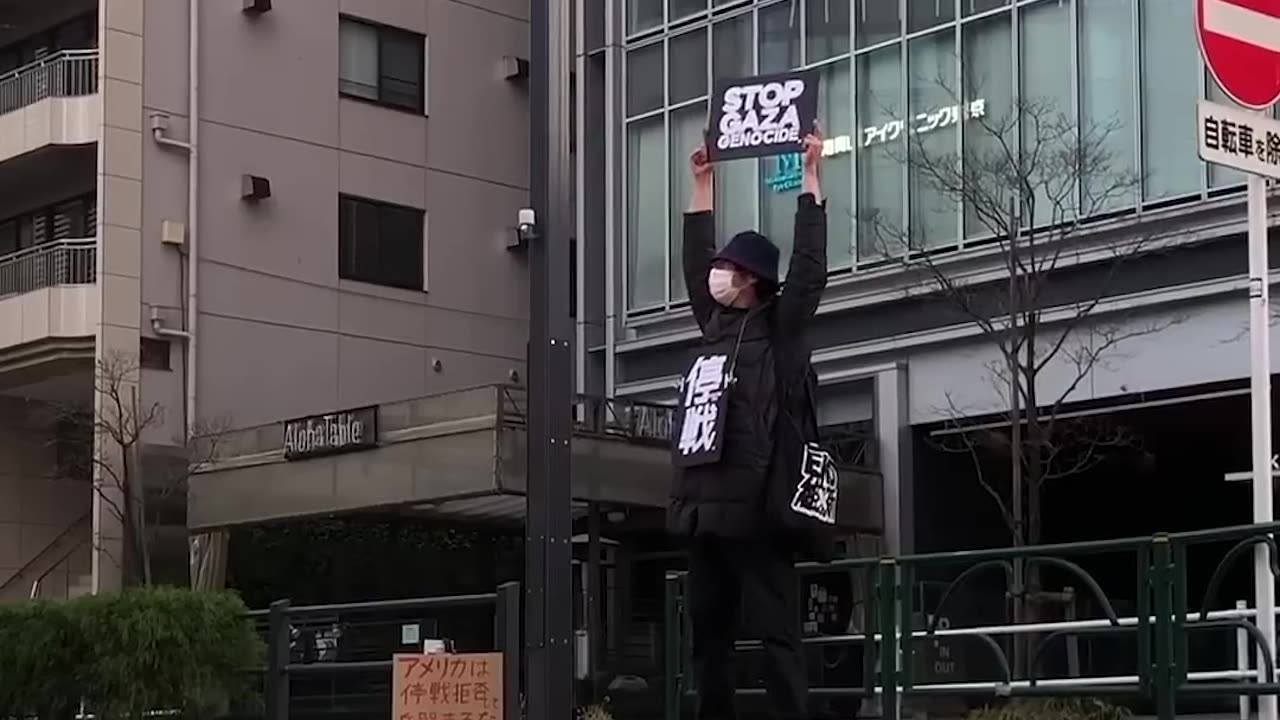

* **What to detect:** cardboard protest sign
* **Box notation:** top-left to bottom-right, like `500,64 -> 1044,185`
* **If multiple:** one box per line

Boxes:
393,652 -> 504,720
707,69 -> 819,162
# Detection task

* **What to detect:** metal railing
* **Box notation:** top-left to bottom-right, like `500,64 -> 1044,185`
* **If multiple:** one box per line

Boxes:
499,385 -> 676,446
663,522 -> 1280,720
0,239 -> 97,298
0,49 -> 99,116
251,582 -> 521,720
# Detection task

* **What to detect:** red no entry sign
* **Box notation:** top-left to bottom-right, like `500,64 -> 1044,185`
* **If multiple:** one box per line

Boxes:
1198,0 -> 1280,109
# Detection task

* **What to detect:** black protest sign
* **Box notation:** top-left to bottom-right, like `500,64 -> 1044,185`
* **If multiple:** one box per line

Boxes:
707,69 -> 819,162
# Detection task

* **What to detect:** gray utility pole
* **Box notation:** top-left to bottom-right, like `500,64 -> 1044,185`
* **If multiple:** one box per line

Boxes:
525,1 -> 575,720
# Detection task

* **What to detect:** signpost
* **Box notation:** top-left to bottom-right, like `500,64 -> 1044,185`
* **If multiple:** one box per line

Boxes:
1196,2 -> 1280,717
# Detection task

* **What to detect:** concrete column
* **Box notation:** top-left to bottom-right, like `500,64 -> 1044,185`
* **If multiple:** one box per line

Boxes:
93,0 -> 146,594
875,363 -> 913,556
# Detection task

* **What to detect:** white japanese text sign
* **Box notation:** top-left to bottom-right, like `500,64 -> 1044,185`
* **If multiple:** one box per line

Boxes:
1198,99 -> 1280,180
672,353 -> 733,468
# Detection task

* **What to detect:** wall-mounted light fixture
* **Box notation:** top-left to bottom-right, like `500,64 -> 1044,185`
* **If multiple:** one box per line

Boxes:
509,207 -> 536,251
243,0 -> 272,14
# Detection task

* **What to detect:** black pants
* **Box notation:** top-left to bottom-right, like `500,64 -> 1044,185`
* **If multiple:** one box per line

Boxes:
689,536 -> 808,720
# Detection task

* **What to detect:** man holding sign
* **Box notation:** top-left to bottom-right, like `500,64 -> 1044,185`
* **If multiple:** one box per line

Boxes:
668,117 -> 828,720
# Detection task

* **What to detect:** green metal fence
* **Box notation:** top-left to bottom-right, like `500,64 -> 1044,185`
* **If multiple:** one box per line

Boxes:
663,523 -> 1280,720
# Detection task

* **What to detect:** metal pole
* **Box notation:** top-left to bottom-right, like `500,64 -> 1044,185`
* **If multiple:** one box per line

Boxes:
1238,599 -> 1252,720
266,599 -> 291,720
587,502 -> 603,700
527,1 -> 575,719
1248,171 -> 1278,720
1152,536 -> 1174,720
496,582 -> 523,720
878,559 -> 899,720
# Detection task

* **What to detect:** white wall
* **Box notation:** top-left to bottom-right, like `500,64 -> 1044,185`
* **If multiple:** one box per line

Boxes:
906,291 -> 1254,424
0,96 -> 100,164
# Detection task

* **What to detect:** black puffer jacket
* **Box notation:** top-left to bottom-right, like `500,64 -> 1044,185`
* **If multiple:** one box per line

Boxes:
668,193 -> 828,540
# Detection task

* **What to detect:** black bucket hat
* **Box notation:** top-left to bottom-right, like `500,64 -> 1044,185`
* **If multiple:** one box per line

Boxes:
715,230 -> 780,286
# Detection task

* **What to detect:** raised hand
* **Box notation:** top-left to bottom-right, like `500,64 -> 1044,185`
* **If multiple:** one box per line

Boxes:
690,143 -> 714,182
802,122 -> 824,174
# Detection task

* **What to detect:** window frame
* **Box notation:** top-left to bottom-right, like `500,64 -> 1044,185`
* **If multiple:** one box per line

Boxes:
140,337 -> 172,371
338,194 -> 426,292
338,15 -> 427,114
0,192 -> 96,256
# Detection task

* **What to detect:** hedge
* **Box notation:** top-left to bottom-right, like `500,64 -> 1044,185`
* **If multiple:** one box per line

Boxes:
0,587 -> 264,720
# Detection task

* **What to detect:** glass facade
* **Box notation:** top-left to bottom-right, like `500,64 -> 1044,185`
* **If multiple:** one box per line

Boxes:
622,0 -> 1240,314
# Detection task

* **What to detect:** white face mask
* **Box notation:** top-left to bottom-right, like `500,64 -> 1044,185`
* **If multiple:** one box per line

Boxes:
708,268 -> 740,307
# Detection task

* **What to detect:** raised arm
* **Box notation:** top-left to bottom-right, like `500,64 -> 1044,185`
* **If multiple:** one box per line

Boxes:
683,144 -> 717,331
776,130 -> 828,332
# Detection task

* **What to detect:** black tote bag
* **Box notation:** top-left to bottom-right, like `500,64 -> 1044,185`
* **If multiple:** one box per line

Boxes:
766,369 -> 839,562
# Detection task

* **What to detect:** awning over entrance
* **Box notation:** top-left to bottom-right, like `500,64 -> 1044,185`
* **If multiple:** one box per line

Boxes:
187,385 -> 677,530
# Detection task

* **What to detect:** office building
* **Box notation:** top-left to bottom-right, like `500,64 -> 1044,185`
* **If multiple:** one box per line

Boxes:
575,0 -> 1278,556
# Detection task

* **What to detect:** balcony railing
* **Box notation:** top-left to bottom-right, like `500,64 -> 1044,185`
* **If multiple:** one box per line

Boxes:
0,239 -> 97,298
0,49 -> 99,116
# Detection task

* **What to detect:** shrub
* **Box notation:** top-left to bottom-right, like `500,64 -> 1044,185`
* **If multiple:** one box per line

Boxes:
0,588 -> 263,720
968,698 -> 1132,720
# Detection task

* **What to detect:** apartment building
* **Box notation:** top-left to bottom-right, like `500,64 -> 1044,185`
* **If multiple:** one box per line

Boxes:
0,0 -> 533,599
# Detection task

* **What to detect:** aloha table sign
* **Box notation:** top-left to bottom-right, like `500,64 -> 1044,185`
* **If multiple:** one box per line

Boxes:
282,406 -> 378,460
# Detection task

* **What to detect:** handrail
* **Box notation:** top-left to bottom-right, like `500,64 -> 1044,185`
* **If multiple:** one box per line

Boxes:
498,384 -> 675,444
664,525 -> 1280,720
0,49 -> 99,115
0,48 -> 99,83
0,237 -> 95,265
256,582 -> 522,720
0,238 -> 98,298
0,510 -> 92,597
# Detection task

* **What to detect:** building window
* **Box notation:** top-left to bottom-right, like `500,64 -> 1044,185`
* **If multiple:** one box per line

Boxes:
1019,0 -> 1073,228
856,45 -> 903,262
758,1 -> 800,74
908,0 -> 955,33
961,10 -> 1014,239
668,29 -> 706,105
628,0 -> 664,36
856,0 -> 901,49
712,13 -> 756,247
627,42 -> 664,117
0,11 -> 96,74
806,0 -> 849,63
140,337 -> 172,371
0,193 -> 96,256
1080,0 -> 1137,214
669,102 -> 705,303
339,17 -> 425,113
54,413 -> 92,482
618,0 -> 1215,315
761,59 -> 852,271
908,29 -> 959,250
339,195 -> 425,291
627,116 -> 666,309
1141,0 -> 1199,201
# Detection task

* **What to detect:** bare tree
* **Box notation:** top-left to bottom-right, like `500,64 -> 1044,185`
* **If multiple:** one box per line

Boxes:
863,78 -> 1178,623
48,350 -> 229,587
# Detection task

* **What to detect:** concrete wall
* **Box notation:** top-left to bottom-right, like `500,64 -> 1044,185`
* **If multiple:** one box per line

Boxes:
92,0 -> 146,594
0,96 -> 101,164
0,286 -> 99,351
0,397 -> 92,600
139,0 -> 532,437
